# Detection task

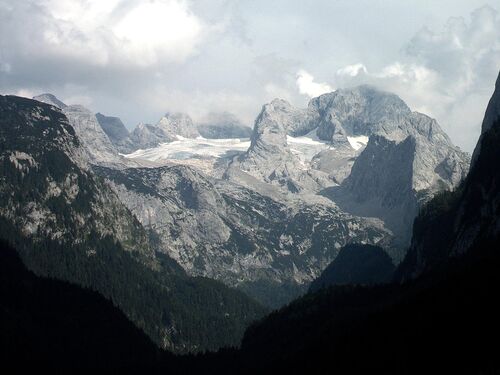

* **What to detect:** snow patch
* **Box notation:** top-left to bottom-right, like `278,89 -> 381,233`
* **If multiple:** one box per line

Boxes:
124,137 -> 251,162
347,135 -> 369,150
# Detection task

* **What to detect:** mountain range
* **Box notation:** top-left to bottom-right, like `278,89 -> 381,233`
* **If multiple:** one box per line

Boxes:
29,85 -> 469,307
0,95 -> 266,352
1,70 -> 498,373
2,69 -> 494,371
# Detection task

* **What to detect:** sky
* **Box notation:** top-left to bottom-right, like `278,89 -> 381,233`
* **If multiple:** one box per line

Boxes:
0,0 -> 499,152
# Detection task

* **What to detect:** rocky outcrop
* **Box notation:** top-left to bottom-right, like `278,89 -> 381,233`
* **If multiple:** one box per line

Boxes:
33,93 -> 67,110
126,112 -> 200,152
225,99 -> 333,193
156,112 -> 199,139
62,105 -> 124,165
33,94 -> 126,166
0,95 -> 267,353
471,71 -> 500,165
309,86 -> 411,143
325,135 -> 418,251
95,113 -> 135,154
129,122 -> 172,150
94,163 -> 393,307
397,71 -> 500,280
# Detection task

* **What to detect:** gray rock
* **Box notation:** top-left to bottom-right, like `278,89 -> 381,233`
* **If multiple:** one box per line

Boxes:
94,163 -> 393,306
225,99 -> 333,193
95,113 -> 135,153
62,105 -> 124,166
33,93 -> 68,110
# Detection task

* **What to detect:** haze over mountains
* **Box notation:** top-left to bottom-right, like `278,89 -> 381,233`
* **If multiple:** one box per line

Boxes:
29,85 -> 469,307
1,70 -> 498,373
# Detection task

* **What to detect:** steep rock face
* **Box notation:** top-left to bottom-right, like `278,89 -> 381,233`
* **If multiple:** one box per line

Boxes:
33,93 -> 67,110
325,135 -> 419,250
129,122 -> 172,150
309,86 -> 411,144
127,112 -> 200,151
226,87 -> 468,200
472,71 -> 500,164
94,163 -> 393,307
0,96 -> 148,253
95,112 -> 135,153
157,112 -> 200,139
397,71 -> 500,280
63,105 -> 124,165
225,99 -> 333,193
33,94 -> 124,166
197,112 -> 252,139
306,87 -> 469,248
0,95 -> 267,353
310,86 -> 469,194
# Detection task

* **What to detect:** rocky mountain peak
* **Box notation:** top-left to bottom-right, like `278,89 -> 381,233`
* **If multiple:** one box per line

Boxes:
96,113 -> 129,141
471,71 -> 500,164
397,70 -> 500,280
95,113 -> 135,154
249,100 -> 292,152
157,112 -> 199,139
309,85 -> 412,144
32,93 -> 67,110
62,104 -> 122,165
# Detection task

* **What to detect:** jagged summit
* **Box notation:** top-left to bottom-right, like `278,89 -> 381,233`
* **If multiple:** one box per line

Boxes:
96,113 -> 129,141
157,112 -> 199,139
225,98 -> 331,193
62,104 -> 123,165
95,113 -> 135,154
32,93 -> 67,109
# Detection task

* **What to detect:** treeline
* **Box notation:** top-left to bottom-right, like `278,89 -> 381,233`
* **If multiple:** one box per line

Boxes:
0,217 -> 267,353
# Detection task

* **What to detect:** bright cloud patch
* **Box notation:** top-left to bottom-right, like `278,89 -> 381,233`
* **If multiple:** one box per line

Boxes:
337,64 -> 368,77
296,70 -> 334,98
332,5 -> 500,152
112,1 -> 203,65
1,0 -> 206,68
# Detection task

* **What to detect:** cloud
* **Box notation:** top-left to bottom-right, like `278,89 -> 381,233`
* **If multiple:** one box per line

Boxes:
337,63 -> 368,77
0,1 -> 497,151
296,70 -> 334,98
0,0 -> 208,69
327,5 -> 500,152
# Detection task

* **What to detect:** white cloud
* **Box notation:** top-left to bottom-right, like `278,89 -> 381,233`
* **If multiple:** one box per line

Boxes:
14,89 -> 36,99
112,1 -> 204,65
329,5 -> 500,152
336,63 -> 367,77
1,0 -> 208,68
296,69 -> 334,98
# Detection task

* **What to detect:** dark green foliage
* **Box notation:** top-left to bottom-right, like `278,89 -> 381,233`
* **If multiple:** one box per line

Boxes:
237,279 -> 307,310
234,240 -> 500,374
309,244 -> 395,292
0,240 -> 171,371
0,95 -> 267,353
0,218 -> 266,354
